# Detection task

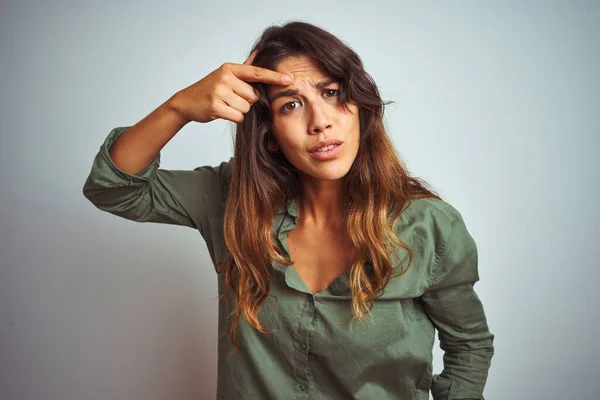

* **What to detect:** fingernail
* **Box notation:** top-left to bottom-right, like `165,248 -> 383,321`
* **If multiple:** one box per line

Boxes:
282,75 -> 291,84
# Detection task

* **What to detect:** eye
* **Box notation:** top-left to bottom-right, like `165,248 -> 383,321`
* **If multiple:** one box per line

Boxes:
323,89 -> 340,98
281,100 -> 301,113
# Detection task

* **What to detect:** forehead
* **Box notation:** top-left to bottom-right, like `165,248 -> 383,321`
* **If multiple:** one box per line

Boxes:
274,54 -> 328,77
267,55 -> 332,95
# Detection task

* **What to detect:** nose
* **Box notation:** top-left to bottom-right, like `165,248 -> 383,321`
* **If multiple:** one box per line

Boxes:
307,102 -> 332,134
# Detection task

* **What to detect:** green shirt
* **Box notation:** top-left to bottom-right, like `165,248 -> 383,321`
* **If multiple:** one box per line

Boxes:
83,127 -> 494,400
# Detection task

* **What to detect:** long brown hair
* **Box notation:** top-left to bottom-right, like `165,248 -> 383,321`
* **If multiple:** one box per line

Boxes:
217,21 -> 440,353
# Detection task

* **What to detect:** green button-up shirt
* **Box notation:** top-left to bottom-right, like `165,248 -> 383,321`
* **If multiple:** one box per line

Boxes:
83,127 -> 494,400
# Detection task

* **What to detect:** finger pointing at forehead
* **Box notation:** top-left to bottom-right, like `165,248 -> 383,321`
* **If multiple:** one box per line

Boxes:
230,63 -> 291,86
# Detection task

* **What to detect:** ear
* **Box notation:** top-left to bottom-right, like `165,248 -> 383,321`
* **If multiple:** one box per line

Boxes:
267,135 -> 280,152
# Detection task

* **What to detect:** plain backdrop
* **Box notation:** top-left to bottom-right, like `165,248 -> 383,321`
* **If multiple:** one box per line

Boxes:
1,1 -> 599,399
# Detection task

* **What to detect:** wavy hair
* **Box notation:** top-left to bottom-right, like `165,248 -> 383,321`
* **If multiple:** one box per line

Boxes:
217,21 -> 441,355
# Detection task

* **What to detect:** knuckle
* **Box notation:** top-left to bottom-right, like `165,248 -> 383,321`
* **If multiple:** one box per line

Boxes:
207,99 -> 219,113
213,84 -> 226,98
252,66 -> 263,77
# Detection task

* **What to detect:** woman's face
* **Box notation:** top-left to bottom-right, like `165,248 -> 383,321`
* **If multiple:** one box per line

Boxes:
266,54 -> 360,182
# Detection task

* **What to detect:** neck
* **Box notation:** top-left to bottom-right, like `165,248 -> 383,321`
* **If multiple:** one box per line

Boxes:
296,175 -> 346,230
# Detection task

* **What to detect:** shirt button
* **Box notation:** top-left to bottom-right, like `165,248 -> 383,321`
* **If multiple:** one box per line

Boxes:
298,384 -> 305,392
300,343 -> 307,350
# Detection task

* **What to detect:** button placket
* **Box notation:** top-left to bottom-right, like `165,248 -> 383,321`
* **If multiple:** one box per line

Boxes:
293,293 -> 316,397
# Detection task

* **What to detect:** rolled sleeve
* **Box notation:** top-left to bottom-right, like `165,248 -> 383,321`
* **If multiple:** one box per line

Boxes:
422,209 -> 495,400
82,126 -> 232,232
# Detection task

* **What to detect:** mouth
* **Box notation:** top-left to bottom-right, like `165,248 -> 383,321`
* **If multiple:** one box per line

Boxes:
308,139 -> 344,153
308,143 -> 343,161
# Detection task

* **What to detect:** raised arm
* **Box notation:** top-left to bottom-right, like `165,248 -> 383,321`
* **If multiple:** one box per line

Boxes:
83,51 -> 292,229
107,50 -> 291,176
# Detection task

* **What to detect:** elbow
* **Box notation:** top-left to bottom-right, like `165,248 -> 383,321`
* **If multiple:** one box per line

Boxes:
82,175 -> 103,205
81,175 -> 121,211
82,177 -> 95,203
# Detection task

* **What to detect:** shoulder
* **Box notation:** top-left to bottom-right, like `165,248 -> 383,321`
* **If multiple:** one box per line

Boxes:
398,197 -> 466,235
395,197 -> 475,285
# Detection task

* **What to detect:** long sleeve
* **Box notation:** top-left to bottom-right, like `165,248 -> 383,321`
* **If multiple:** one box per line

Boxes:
82,126 -> 232,240
422,208 -> 495,400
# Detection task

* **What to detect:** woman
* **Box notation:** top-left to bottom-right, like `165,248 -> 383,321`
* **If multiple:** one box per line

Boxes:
83,21 -> 494,400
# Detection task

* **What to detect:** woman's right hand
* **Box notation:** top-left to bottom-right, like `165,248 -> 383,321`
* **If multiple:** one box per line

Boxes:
171,50 -> 291,124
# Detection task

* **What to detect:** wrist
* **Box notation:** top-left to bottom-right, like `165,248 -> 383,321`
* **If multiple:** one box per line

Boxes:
165,92 -> 191,127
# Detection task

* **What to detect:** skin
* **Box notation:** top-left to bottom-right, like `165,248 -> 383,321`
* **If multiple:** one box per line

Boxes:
266,55 -> 361,230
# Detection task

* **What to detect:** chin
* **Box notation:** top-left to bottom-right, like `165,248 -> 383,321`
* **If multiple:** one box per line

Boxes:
304,162 -> 353,181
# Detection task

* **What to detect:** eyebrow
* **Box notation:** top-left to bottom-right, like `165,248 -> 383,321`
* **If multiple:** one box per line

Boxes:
268,78 -> 338,103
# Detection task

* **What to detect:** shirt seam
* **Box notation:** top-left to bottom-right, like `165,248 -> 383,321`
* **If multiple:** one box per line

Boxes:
428,216 -> 456,289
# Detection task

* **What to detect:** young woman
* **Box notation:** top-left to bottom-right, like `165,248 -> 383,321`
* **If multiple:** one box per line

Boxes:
83,21 -> 494,400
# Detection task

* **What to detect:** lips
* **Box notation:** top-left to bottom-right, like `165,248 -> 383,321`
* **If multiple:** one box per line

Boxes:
308,142 -> 343,161
308,139 -> 343,153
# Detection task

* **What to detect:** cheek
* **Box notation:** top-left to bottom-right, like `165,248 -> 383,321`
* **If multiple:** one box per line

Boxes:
340,113 -> 360,138
272,119 -> 303,149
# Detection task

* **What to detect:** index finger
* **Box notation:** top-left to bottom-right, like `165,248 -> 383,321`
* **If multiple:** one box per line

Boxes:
230,64 -> 291,86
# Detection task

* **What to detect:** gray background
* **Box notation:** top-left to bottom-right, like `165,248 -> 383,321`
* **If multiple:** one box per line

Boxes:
1,1 -> 599,399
